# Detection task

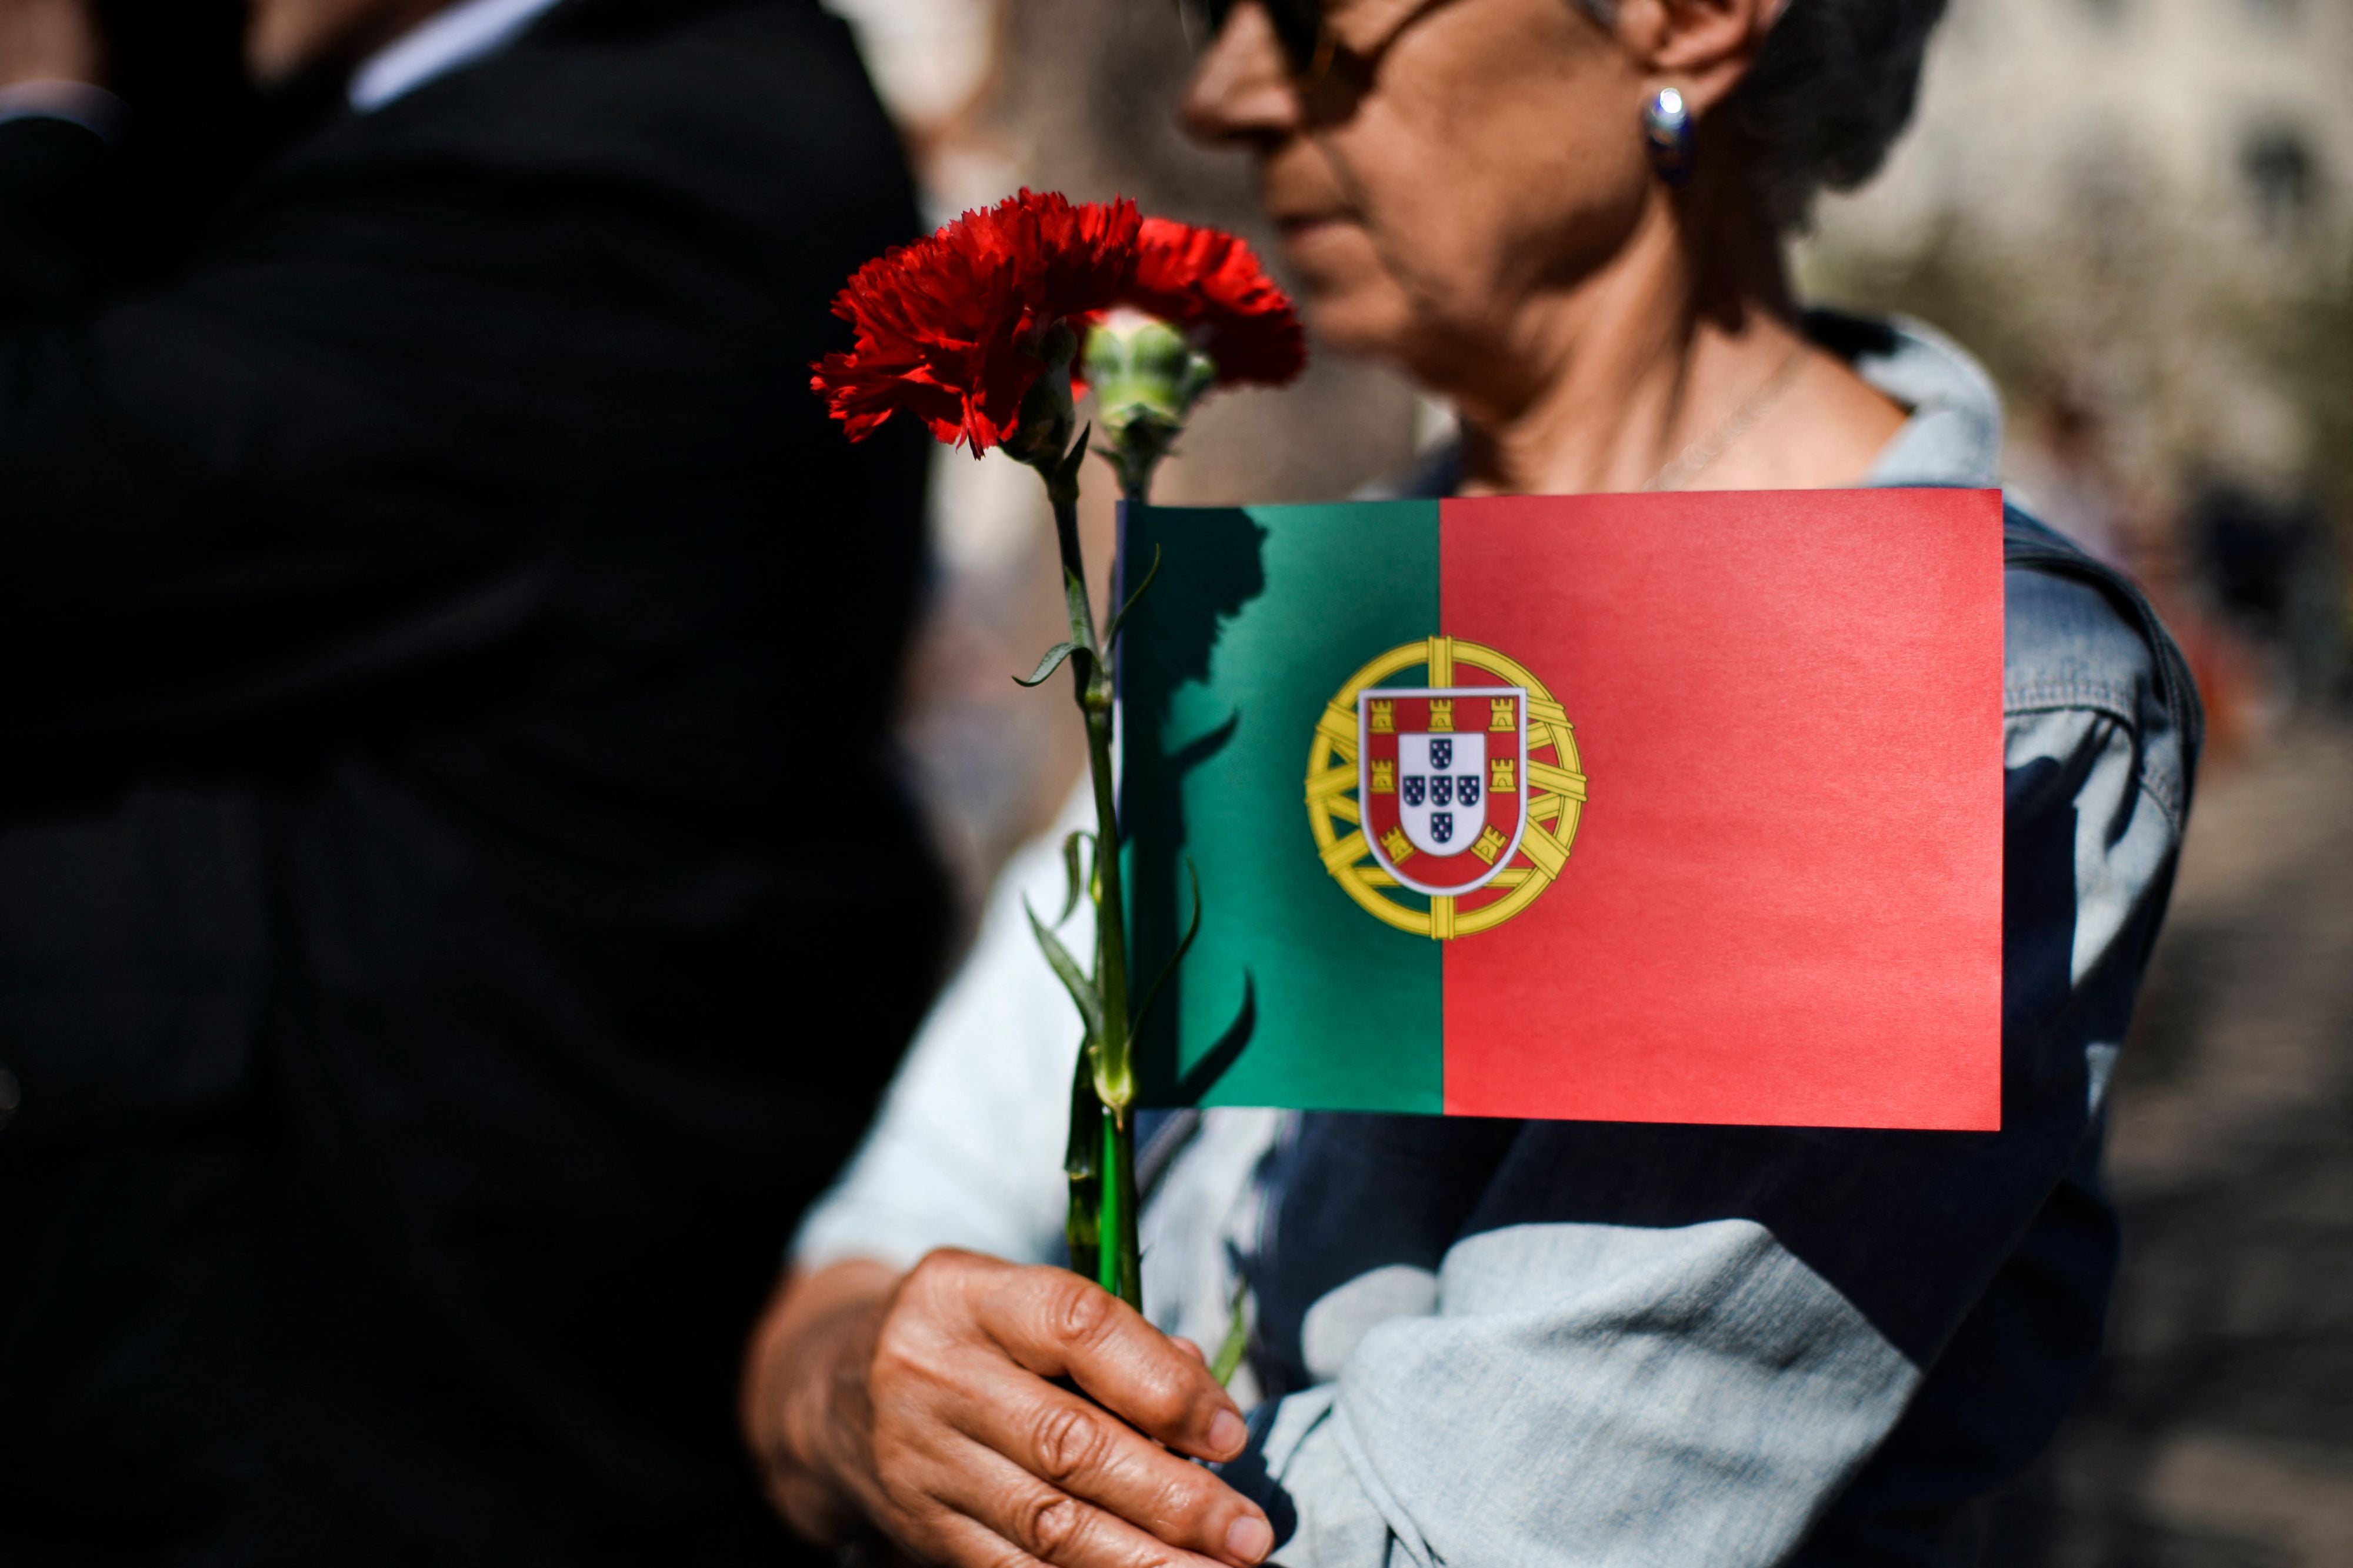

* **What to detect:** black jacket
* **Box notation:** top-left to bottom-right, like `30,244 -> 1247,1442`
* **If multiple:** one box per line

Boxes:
0,2 -> 943,1562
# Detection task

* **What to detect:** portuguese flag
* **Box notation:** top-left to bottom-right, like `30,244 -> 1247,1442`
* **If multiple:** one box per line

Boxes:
1121,489 -> 2004,1131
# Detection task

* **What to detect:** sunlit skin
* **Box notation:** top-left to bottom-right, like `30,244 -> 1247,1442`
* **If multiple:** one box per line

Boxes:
1184,0 -> 1907,496
744,1253 -> 1272,1568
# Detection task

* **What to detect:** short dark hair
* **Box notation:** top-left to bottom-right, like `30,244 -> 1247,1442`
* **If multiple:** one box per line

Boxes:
1579,0 -> 1949,227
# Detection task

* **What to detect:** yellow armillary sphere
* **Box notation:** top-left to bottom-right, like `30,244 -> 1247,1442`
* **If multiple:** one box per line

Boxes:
1304,635 -> 1587,940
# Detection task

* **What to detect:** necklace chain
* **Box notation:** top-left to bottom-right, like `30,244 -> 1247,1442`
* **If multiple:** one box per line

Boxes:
1641,344 -> 1810,493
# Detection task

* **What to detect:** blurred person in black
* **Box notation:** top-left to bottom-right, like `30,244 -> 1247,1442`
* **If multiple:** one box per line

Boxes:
0,0 -> 945,1563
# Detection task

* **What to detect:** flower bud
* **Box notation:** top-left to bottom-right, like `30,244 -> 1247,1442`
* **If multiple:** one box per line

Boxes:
1085,311 -> 1217,438
1083,310 -> 1218,498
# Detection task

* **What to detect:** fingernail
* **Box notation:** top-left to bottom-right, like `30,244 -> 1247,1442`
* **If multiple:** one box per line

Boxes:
1208,1408 -> 1247,1457
1226,1514 -> 1274,1564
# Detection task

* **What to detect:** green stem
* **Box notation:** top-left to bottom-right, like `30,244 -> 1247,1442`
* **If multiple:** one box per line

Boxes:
1096,1102 -> 1138,1305
1089,458 -> 1161,1312
1042,441 -> 1141,1309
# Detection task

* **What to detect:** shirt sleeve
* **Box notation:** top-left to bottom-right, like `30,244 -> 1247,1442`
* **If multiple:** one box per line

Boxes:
1227,562 -> 2195,1567
791,782 -> 1093,1273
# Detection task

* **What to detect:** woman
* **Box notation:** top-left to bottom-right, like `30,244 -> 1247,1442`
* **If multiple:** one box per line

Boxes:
744,1 -> 2199,1564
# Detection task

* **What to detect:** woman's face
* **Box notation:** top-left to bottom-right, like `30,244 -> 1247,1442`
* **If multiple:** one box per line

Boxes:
1184,0 -> 1657,383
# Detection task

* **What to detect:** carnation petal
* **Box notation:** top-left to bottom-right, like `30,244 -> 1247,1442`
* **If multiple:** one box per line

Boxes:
809,188 -> 1149,456
1114,215 -> 1307,388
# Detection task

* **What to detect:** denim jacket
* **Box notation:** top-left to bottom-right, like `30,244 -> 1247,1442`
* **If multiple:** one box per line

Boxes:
796,314 -> 2200,1566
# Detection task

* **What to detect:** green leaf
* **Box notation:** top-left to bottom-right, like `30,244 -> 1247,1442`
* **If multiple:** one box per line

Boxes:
1057,830 -> 1098,926
1129,857 -> 1202,1043
1102,543 -> 1163,650
1064,1192 -> 1100,1286
1026,899 -> 1105,1044
1064,1039 -> 1102,1182
1209,1287 -> 1250,1387
1015,642 -> 1080,688
1055,423 -> 1094,490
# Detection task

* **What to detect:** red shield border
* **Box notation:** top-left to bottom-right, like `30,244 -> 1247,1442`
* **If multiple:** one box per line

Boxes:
1358,682 -> 1529,898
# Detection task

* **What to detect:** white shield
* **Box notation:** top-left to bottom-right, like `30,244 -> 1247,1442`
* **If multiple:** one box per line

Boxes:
1397,731 -> 1487,857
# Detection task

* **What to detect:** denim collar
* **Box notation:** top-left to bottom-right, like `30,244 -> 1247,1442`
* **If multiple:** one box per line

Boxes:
1813,310 -> 2004,489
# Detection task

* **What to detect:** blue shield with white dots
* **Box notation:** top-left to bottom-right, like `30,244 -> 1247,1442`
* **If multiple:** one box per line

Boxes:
1397,731 -> 1485,859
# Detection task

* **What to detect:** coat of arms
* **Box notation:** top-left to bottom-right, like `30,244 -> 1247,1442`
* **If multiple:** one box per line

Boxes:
1304,636 -> 1587,940
1359,687 -> 1527,896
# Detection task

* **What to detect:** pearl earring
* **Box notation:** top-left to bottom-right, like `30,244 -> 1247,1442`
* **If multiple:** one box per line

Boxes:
1642,86 -> 1695,188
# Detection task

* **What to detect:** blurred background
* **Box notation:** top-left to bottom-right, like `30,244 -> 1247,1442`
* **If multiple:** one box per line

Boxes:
836,0 -> 2353,1562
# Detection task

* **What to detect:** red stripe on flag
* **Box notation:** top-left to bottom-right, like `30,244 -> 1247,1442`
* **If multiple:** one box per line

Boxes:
1438,489 -> 2005,1130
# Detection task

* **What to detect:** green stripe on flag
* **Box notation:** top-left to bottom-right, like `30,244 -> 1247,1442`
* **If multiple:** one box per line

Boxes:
1123,501 -> 1444,1115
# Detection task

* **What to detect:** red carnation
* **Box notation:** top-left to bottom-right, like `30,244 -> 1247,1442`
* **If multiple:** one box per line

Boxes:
1111,216 -> 1306,387
805,199 -> 1314,1313
812,190 -> 1142,455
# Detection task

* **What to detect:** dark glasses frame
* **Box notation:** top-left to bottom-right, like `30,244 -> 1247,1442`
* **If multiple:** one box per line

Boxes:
1179,0 -> 1337,82
1179,0 -> 1463,88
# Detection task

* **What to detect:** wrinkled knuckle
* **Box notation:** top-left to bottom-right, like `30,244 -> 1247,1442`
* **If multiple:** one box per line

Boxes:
1031,1402 -> 1108,1487
904,1248 -> 968,1301
1015,1490 -> 1091,1560
1149,1467 -> 1221,1529
1045,1276 -> 1116,1346
1133,1371 -> 1200,1433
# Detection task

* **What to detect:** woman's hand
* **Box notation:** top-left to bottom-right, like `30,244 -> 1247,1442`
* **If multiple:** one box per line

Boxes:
745,1250 -> 1278,1568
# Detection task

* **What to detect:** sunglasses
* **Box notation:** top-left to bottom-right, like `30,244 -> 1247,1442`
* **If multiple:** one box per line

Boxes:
1182,0 -> 1469,84
1180,0 -> 1333,77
